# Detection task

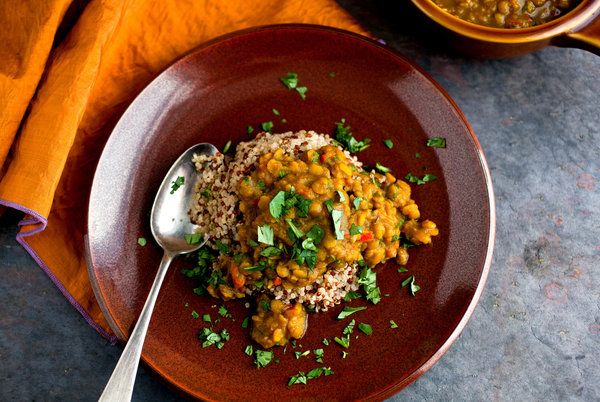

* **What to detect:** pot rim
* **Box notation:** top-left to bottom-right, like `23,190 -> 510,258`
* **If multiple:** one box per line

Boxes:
410,0 -> 600,43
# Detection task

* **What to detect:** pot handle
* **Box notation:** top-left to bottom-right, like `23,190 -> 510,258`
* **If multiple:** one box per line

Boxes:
557,15 -> 600,56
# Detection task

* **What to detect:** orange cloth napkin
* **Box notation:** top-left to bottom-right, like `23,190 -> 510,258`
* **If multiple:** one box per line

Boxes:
0,0 -> 367,340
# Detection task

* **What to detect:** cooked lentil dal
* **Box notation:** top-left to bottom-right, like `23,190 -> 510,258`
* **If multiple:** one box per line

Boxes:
188,131 -> 439,349
432,0 -> 579,28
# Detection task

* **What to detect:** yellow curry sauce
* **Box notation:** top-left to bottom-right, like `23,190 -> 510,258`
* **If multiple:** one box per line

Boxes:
204,145 -> 438,348
432,0 -> 579,28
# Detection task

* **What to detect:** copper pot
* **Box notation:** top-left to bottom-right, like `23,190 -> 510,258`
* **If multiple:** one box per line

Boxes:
410,0 -> 600,57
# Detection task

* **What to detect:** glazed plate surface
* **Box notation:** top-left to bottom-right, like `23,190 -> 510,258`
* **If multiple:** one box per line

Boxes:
87,25 -> 495,401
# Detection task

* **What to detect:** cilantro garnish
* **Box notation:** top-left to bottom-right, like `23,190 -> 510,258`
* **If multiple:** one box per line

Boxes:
215,240 -> 230,254
324,199 -> 334,213
247,125 -> 254,134
313,348 -> 324,363
334,336 -> 350,348
352,197 -> 362,210
402,275 -> 421,296
218,305 -> 231,318
383,139 -> 394,149
272,108 -> 280,116
260,246 -> 282,257
191,310 -> 199,319
405,173 -> 437,185
222,140 -> 232,154
199,328 -> 229,349
342,351 -> 349,359
336,190 -> 346,202
358,322 -> 373,335
343,319 -> 356,335
358,265 -> 381,304
294,350 -> 310,359
337,306 -> 367,320
334,118 -> 370,153
288,368 -> 333,387
200,189 -> 212,198
137,237 -> 147,247
295,86 -> 307,100
241,317 -> 250,328
306,225 -> 324,245
331,209 -> 345,240
375,162 -> 391,174
202,314 -> 211,323
322,338 -> 330,346
269,191 -> 286,219
397,267 -> 408,273
427,137 -> 446,148
279,72 -> 308,100
390,320 -> 399,329
349,224 -> 363,236
286,219 -> 304,239
254,350 -> 274,368
244,345 -> 253,356
261,121 -> 274,133
415,152 -> 421,159
184,233 -> 203,245
343,290 -> 362,302
257,224 -> 274,245
170,176 -> 184,194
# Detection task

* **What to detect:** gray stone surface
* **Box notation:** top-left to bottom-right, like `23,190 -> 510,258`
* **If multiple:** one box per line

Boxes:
1,2 -> 599,401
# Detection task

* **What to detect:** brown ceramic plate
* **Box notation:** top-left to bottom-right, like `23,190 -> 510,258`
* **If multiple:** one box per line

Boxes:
87,24 -> 495,401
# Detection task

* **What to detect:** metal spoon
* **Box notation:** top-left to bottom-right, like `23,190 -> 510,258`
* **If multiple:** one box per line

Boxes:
99,143 -> 218,402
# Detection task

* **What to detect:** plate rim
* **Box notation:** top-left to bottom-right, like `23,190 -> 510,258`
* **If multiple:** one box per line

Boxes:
86,23 -> 496,400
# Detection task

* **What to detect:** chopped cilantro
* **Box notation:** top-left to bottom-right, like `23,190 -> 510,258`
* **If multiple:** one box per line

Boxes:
218,305 -> 231,318
260,299 -> 271,312
294,350 -> 310,359
324,199 -> 334,213
296,86 -> 307,100
402,275 -> 421,296
272,108 -> 280,116
215,240 -> 230,255
415,152 -> 421,159
314,349 -> 324,363
261,121 -> 274,133
247,239 -> 259,248
334,336 -> 350,348
342,351 -> 349,359
301,238 -> 317,251
397,267 -> 409,273
336,190 -> 346,202
184,233 -> 203,245
244,345 -> 253,356
343,319 -> 356,335
170,176 -> 184,194
202,314 -> 211,323
322,338 -> 330,346
358,322 -> 373,335
260,246 -> 282,257
288,372 -> 307,386
222,140 -> 232,154
200,189 -> 212,198
269,191 -> 286,219
286,219 -> 305,238
427,137 -> 446,148
337,306 -> 367,320
405,173 -> 437,185
334,118 -> 370,153
257,180 -> 266,191
280,72 -> 299,89
257,224 -> 274,245
331,209 -> 345,240
137,237 -> 147,247
352,197 -> 362,210
349,224 -> 363,236
247,125 -> 254,134
241,316 -> 250,328
191,310 -> 199,319
343,291 -> 362,302
358,266 -> 381,304
375,162 -> 391,174
383,139 -> 394,149
390,320 -> 399,329
254,350 -> 274,368
306,225 -> 325,245
199,328 -> 229,349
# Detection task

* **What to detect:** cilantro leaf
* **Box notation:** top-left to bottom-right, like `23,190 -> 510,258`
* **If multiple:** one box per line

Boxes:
269,191 -> 286,219
343,319 -> 355,335
334,118 -> 371,153
218,305 -> 231,318
342,290 -> 362,302
337,306 -> 367,320
286,219 -> 304,238
390,320 -> 399,329
257,225 -> 274,246
280,72 -> 298,89
331,209 -> 345,240
405,173 -> 438,185
349,224 -> 363,236
244,345 -> 253,356
402,275 -> 421,296
170,176 -> 184,194
352,197 -> 362,210
247,125 -> 254,134
184,233 -> 203,245
358,322 -> 373,335
383,139 -> 394,149
375,162 -> 391,174
260,246 -> 282,257
222,140 -> 232,154
254,350 -> 274,368
334,336 -> 350,348
261,121 -> 274,133
241,316 -> 250,328
306,225 -> 324,245
358,266 -> 381,304
427,137 -> 446,148
137,237 -> 147,247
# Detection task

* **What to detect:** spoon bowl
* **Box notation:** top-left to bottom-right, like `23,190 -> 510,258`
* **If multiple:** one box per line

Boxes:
99,142 -> 217,402
151,143 -> 218,253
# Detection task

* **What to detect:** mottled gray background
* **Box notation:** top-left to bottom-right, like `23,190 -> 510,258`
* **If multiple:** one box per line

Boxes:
1,1 -> 599,401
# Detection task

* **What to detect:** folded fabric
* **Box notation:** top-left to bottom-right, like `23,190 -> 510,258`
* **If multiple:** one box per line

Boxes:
0,0 -> 367,341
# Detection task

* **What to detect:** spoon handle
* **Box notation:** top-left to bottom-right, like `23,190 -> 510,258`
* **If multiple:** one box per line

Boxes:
99,252 -> 175,402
